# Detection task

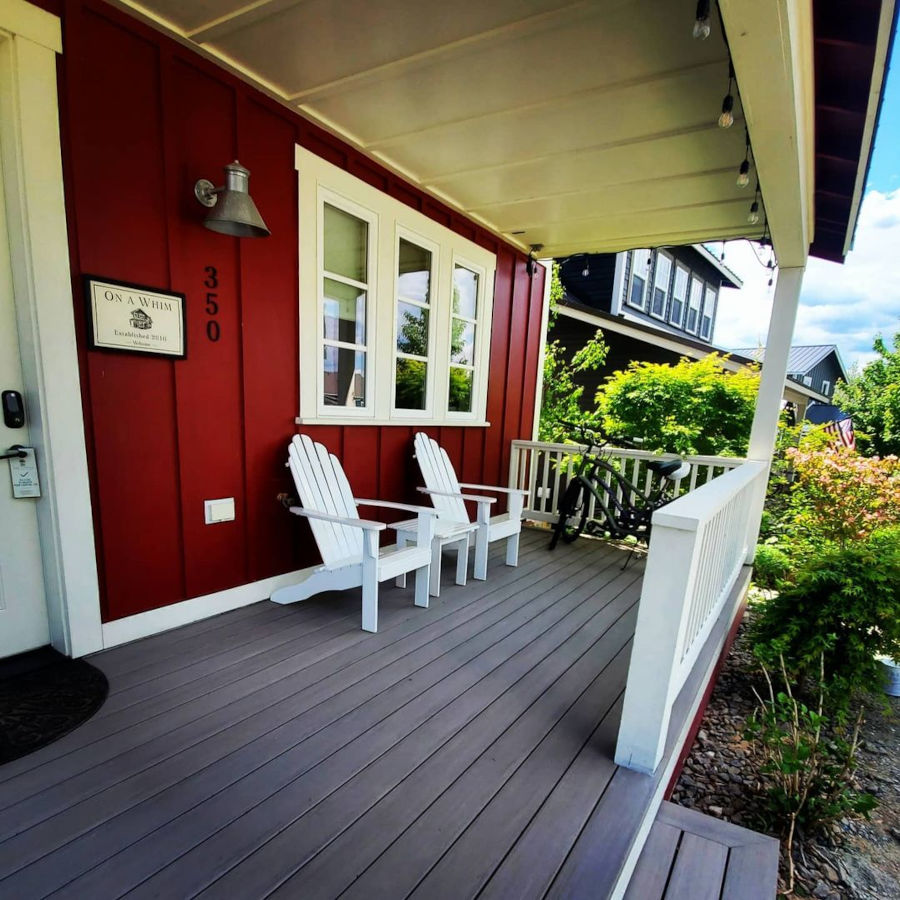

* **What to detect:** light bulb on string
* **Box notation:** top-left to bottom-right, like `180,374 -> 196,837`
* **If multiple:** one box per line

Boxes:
737,159 -> 750,187
693,0 -> 711,39
718,64 -> 735,129
582,259 -> 590,277
748,201 -> 760,225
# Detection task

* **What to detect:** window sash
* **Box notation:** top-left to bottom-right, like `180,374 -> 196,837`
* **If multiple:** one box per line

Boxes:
669,264 -> 689,328
700,285 -> 716,339
627,249 -> 651,311
686,276 -> 703,334
650,252 -> 672,319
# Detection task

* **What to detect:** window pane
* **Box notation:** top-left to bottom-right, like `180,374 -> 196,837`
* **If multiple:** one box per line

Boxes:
450,320 -> 475,364
398,239 -> 432,304
397,301 -> 429,356
453,265 -> 478,318
630,275 -> 646,308
324,203 -> 367,282
323,278 -> 366,344
448,366 -> 473,412
700,315 -> 712,339
395,358 -> 427,410
670,297 -> 684,325
323,346 -> 366,407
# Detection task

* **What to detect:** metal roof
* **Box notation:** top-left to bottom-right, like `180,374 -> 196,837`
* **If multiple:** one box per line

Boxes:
731,344 -> 848,380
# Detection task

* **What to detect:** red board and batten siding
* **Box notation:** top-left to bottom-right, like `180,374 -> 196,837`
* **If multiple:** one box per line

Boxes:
44,0 -> 546,622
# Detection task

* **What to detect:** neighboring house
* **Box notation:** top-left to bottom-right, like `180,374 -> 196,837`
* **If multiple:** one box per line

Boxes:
732,344 -> 848,401
0,0 -> 891,897
548,248 -> 829,420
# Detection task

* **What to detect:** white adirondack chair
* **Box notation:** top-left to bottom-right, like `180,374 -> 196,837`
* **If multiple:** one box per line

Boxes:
397,432 -> 527,585
270,435 -> 434,633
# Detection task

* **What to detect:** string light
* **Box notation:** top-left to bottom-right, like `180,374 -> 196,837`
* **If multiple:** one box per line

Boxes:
719,64 -> 735,129
737,131 -> 751,186
582,259 -> 590,277
748,201 -> 760,224
693,0 -> 711,39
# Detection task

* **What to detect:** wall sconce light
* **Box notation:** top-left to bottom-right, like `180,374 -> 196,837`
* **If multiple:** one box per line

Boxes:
194,160 -> 270,238
526,243 -> 544,277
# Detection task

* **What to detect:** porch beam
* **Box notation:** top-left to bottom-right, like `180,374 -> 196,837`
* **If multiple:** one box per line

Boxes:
719,0 -> 815,268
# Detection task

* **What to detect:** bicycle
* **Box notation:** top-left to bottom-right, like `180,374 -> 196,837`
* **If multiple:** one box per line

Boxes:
548,422 -> 690,552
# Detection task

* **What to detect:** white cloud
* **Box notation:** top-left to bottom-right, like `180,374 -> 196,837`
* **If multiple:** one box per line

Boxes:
714,189 -> 900,371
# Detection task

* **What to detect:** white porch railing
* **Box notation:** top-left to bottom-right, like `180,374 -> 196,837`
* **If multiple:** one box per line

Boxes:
508,440 -> 743,522
613,459 -> 769,774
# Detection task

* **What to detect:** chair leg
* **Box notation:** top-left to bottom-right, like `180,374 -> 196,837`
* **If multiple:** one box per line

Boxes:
429,541 -> 443,597
362,552 -> 378,633
455,535 -> 469,586
474,526 -> 489,581
505,531 -> 520,567
415,564 -> 430,608
395,532 -> 408,588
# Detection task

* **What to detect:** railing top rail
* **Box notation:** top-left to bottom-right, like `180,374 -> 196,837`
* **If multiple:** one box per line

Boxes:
509,439 -> 746,468
651,459 -> 768,532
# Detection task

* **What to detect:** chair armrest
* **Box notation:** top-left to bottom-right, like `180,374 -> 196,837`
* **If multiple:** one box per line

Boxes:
417,487 -> 496,505
355,499 -> 436,516
286,506 -> 386,532
458,482 -> 529,497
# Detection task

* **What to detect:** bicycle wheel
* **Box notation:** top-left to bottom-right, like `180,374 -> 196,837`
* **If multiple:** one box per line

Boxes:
550,480 -> 590,549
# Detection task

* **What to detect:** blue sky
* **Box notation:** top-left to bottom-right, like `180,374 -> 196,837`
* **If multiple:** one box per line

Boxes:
715,40 -> 900,373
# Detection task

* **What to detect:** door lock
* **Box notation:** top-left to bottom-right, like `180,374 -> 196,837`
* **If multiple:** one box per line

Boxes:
1,445 -> 27,461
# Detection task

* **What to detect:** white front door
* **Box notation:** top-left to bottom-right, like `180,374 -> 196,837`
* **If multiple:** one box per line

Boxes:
0,148 -> 50,658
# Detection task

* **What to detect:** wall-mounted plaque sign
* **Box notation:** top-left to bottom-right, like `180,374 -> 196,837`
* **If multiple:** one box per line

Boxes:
85,276 -> 186,358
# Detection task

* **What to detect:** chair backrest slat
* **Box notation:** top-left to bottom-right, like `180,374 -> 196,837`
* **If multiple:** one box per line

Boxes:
288,434 -> 362,566
414,432 -> 468,522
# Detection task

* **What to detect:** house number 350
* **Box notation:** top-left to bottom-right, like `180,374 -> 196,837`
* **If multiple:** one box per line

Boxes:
204,266 -> 221,342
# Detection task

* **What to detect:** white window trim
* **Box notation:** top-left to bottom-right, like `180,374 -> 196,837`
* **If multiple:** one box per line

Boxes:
822,379 -> 831,394
669,262 -> 689,328
649,251 -> 672,321
699,285 -> 716,340
296,146 -> 495,426
686,275 -> 703,335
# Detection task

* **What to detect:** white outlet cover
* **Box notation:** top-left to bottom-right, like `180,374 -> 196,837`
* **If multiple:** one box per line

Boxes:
204,497 -> 235,524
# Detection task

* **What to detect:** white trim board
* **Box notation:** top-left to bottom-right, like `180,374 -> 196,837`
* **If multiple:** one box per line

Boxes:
100,567 -> 313,649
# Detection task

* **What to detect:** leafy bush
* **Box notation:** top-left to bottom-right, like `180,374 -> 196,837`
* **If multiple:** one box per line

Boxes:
593,354 -> 759,456
752,527 -> 900,700
752,543 -> 791,590
784,446 -> 900,546
744,655 -> 875,894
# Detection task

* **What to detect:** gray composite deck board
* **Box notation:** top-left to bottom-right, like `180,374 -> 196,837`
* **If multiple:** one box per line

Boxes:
0,530 -> 767,900
624,801 -> 780,900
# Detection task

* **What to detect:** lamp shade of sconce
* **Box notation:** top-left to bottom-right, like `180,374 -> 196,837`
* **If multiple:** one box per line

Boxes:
194,161 -> 270,238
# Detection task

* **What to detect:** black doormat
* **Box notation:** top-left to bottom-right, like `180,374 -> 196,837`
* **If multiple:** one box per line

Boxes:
0,647 -> 108,766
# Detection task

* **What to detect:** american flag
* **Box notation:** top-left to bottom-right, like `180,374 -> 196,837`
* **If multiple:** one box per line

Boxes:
822,417 -> 856,450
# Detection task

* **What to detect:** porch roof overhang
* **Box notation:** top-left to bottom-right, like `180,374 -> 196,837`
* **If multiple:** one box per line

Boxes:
109,0 -> 893,266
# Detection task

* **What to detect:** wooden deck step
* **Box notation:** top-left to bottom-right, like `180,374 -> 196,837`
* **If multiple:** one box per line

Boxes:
625,801 -> 779,900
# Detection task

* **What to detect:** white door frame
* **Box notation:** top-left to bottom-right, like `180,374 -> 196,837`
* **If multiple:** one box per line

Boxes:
0,0 -> 102,657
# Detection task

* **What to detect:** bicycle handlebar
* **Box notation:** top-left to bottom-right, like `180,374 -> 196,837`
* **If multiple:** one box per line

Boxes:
556,420 -> 638,451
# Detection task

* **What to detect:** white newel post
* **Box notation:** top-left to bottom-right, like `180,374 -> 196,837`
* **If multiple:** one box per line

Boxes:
744,265 -> 806,560
614,524 -> 699,774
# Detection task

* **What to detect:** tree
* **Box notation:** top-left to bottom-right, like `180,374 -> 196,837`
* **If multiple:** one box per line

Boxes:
538,264 -> 608,440
594,354 -> 760,456
833,331 -> 900,457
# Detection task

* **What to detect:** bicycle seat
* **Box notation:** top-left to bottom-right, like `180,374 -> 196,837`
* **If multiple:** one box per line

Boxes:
647,459 -> 684,477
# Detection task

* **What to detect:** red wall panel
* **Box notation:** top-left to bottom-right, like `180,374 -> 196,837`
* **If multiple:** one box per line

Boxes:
57,0 -> 545,621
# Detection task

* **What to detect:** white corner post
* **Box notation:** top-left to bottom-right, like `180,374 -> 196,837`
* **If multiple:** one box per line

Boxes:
0,2 -> 103,656
530,260 -> 553,440
744,264 -> 806,558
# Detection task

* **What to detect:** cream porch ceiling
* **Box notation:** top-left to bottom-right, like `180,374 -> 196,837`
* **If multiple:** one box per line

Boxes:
113,0 -> 765,257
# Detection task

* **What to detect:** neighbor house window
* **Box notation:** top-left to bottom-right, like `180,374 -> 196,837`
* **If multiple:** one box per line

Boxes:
296,146 -> 496,425
627,249 -> 651,311
686,276 -> 703,333
669,263 -> 689,328
699,285 -> 716,340
650,252 -> 672,319
822,380 -> 831,395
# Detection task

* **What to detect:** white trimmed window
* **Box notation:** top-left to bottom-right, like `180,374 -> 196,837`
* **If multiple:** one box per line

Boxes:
649,252 -> 672,319
296,147 -> 495,425
822,379 -> 831,394
626,249 -> 651,311
669,263 -> 688,327
686,275 -> 703,334
699,285 -> 716,340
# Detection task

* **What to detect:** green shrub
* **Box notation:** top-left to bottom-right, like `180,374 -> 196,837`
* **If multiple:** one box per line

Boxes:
752,543 -> 791,590
752,527 -> 900,701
